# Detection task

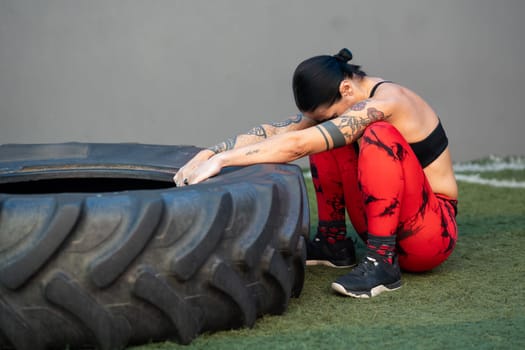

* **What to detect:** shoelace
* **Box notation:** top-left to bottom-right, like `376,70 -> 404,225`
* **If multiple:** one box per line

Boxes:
352,256 -> 379,275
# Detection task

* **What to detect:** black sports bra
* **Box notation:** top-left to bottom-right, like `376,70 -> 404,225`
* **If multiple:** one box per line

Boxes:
369,81 -> 448,168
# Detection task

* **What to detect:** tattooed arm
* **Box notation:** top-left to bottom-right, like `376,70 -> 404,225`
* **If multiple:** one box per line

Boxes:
178,99 -> 395,186
207,113 -> 315,154
173,114 -> 316,184
317,103 -> 391,149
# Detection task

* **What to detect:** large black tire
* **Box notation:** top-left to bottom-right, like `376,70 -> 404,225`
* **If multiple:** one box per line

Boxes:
0,143 -> 309,349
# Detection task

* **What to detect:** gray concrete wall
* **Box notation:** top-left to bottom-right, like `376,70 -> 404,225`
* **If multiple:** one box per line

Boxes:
1,0 -> 524,162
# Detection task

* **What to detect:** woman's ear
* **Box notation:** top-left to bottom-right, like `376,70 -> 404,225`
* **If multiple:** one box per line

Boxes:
339,79 -> 353,98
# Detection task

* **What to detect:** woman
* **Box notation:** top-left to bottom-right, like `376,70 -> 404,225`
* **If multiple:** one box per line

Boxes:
174,49 -> 458,298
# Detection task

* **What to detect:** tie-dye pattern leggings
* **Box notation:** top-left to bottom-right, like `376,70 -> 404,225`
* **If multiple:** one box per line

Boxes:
308,121 -> 458,272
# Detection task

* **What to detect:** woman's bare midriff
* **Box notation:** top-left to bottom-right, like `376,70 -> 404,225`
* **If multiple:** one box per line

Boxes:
423,149 -> 458,199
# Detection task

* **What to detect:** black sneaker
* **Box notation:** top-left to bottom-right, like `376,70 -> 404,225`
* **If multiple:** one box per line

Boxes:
306,234 -> 356,268
331,254 -> 402,298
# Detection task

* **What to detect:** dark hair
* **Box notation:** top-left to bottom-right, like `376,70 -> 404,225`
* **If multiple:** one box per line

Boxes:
292,48 -> 367,112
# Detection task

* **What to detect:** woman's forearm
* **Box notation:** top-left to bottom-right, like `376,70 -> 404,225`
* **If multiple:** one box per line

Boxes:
180,131 -> 313,185
214,128 -> 326,168
207,114 -> 314,154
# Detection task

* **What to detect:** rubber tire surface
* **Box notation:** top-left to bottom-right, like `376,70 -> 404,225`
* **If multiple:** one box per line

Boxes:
0,143 -> 309,349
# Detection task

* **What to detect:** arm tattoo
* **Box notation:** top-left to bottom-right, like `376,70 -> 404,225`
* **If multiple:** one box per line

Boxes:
315,126 -> 330,151
245,148 -> 260,156
270,113 -> 303,128
242,113 -> 303,140
322,121 -> 346,148
208,136 -> 237,154
334,107 -> 388,142
246,125 -> 267,138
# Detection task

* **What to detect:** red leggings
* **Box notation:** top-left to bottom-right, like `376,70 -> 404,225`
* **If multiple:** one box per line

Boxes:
309,121 -> 457,272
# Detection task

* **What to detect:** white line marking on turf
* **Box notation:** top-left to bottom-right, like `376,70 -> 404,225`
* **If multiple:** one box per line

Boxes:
454,174 -> 525,188
453,155 -> 525,172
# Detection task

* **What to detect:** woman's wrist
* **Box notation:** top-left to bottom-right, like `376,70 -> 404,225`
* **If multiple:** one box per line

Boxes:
211,152 -> 227,169
198,148 -> 216,159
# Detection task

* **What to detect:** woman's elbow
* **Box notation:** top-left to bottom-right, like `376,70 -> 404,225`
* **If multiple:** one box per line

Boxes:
280,133 -> 310,161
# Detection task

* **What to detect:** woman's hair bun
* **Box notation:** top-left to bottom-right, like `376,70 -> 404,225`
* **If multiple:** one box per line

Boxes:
333,48 -> 353,63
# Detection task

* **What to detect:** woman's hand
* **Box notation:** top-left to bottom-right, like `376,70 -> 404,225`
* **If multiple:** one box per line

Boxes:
183,156 -> 223,185
173,149 -> 215,186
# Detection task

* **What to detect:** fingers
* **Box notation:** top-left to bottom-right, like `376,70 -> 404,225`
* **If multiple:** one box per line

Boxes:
174,176 -> 189,187
173,169 -> 189,187
173,150 -> 216,187
174,165 -> 198,187
174,153 -> 220,187
173,175 -> 189,187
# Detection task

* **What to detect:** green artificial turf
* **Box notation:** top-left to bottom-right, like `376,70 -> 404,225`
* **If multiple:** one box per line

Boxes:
131,162 -> 525,350
458,169 -> 525,182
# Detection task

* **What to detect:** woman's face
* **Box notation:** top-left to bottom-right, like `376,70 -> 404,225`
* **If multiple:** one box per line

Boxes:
304,96 -> 354,123
303,79 -> 356,122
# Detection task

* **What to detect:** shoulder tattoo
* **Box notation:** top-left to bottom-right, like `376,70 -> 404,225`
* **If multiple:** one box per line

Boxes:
351,100 -> 369,111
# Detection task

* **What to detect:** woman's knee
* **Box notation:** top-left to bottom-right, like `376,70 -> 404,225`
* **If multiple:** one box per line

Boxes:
359,121 -> 410,163
362,121 -> 403,141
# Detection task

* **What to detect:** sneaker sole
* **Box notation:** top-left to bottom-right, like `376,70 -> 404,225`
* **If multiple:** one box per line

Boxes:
331,281 -> 402,298
306,259 -> 356,269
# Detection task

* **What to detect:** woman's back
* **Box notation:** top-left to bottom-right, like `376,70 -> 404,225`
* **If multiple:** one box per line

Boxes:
371,79 -> 457,198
